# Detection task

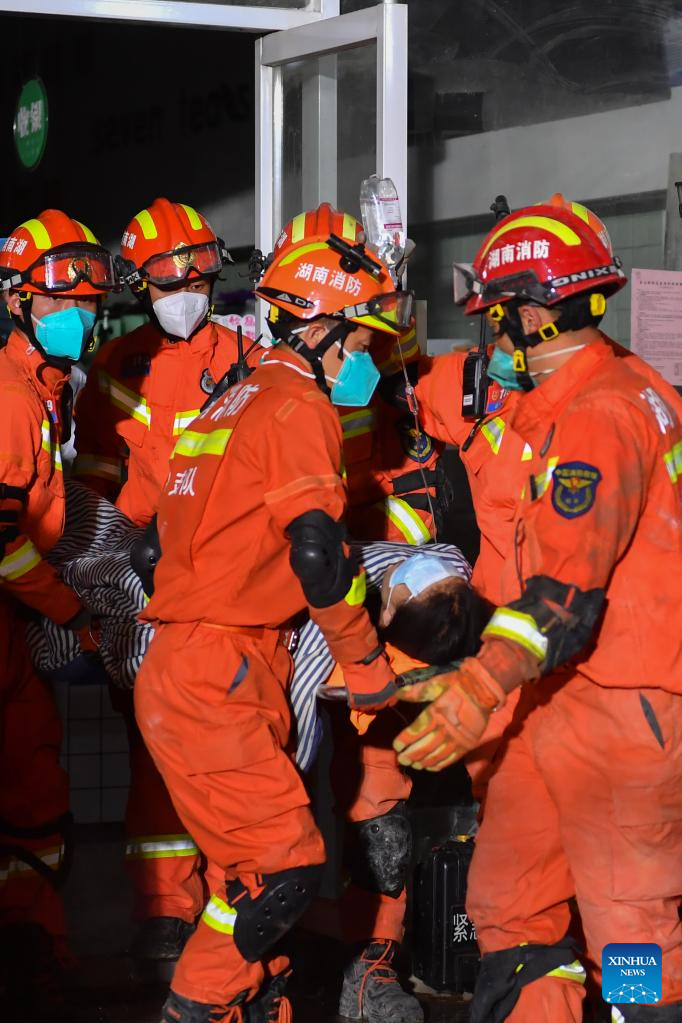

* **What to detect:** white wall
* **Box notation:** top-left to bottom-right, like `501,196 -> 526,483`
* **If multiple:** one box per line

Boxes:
410,87 -> 682,224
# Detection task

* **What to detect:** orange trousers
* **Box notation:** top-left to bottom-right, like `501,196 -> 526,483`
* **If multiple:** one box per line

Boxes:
329,707 -> 412,944
467,674 -> 682,1021
114,688 -> 204,924
135,621 -> 325,1006
0,602 -> 68,953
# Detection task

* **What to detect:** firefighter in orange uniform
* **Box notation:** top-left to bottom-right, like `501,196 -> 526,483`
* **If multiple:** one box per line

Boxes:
342,321 -> 444,547
134,206 -> 407,1023
258,206 -> 426,1023
393,204 -> 682,1022
0,210 -> 117,1015
73,199 -> 258,963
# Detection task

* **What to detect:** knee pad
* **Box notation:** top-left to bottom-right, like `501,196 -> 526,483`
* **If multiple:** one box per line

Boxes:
227,864 -> 323,963
347,804 -> 412,898
611,1003 -> 682,1022
471,938 -> 583,1023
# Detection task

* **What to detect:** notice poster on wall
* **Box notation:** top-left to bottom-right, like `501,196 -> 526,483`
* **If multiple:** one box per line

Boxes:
630,268 -> 682,386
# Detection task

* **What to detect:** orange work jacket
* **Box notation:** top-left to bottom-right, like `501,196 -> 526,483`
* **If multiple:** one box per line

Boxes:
414,349 -> 526,603
343,324 -> 442,546
73,319 -> 252,525
141,348 -> 393,698
488,339 -> 682,692
0,332 -> 80,624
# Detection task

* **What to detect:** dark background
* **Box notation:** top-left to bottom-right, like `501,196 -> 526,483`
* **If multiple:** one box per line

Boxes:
0,15 -> 256,250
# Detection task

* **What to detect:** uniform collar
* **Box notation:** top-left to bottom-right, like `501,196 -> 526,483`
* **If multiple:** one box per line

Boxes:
509,338 -> 615,439
261,344 -> 318,381
6,330 -> 68,401
158,320 -> 217,353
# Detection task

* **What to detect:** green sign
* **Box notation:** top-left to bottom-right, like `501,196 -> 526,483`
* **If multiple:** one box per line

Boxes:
14,78 -> 48,170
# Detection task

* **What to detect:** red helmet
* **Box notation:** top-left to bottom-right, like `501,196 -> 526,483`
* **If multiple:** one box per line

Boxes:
256,203 -> 412,336
455,204 -> 626,317
0,209 -> 117,296
119,198 -> 230,288
544,193 -> 613,255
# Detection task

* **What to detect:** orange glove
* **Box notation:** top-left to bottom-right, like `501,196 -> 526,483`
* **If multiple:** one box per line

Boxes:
392,658 -> 506,771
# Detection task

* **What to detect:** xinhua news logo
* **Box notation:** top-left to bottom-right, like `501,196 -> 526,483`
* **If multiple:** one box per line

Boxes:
602,943 -> 662,1005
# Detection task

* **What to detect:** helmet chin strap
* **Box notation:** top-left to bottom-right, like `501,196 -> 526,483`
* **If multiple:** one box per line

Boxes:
488,291 -> 607,392
14,294 -> 71,372
288,319 -> 357,397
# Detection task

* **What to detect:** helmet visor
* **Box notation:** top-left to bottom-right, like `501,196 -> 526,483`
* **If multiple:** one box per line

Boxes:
11,244 -> 120,293
343,290 -> 414,331
458,264 -> 557,310
479,270 -> 556,305
453,262 -> 477,305
141,242 -> 224,286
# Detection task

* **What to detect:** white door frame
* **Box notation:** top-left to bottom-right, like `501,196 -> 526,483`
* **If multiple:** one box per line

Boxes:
255,2 -> 408,259
0,0 -> 338,31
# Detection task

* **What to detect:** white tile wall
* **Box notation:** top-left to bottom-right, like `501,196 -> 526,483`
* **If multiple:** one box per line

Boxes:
55,681 -> 130,824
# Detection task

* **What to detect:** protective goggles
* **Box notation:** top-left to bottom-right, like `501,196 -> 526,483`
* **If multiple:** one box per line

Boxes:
1,244 -> 120,293
453,263 -> 556,307
341,290 -> 414,330
121,240 -> 231,287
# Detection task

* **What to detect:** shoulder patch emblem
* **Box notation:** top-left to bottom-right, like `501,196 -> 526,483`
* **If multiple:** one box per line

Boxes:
551,461 -> 602,519
399,418 -> 433,463
200,368 -> 216,395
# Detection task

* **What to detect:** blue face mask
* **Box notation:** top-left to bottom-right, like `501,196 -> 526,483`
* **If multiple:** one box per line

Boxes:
329,348 -> 380,407
387,553 -> 461,611
487,345 -> 527,391
32,306 -> 97,361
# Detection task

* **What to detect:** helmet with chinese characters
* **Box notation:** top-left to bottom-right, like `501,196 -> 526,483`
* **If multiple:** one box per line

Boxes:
256,202 -> 401,335
464,203 -> 626,316
0,210 -> 113,297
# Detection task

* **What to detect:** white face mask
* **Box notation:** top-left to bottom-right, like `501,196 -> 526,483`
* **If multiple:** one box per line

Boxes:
152,291 -> 209,340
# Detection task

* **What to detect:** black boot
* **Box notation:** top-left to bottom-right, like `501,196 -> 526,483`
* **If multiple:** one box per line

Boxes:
245,973 -> 292,1023
338,940 -> 424,1023
162,990 -> 244,1023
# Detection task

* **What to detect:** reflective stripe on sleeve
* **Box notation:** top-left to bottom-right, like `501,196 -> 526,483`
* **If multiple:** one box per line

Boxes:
344,569 -> 367,607
664,440 -> 682,485
125,835 -> 199,861
173,408 -> 201,436
340,408 -> 377,440
480,416 -> 505,455
521,443 -> 532,462
172,428 -> 232,459
534,456 -> 559,498
41,420 -> 63,472
546,960 -> 587,984
0,538 -> 42,581
382,496 -> 431,545
72,454 -> 122,482
201,894 -> 237,934
99,373 -> 152,428
483,607 -> 548,662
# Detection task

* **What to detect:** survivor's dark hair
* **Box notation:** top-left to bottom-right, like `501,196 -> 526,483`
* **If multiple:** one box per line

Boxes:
377,581 -> 494,665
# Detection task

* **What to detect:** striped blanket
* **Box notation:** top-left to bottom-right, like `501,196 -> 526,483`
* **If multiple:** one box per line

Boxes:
29,483 -> 471,768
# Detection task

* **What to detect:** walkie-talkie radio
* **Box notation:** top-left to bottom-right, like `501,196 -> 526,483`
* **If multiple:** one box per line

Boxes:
460,194 -> 511,421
